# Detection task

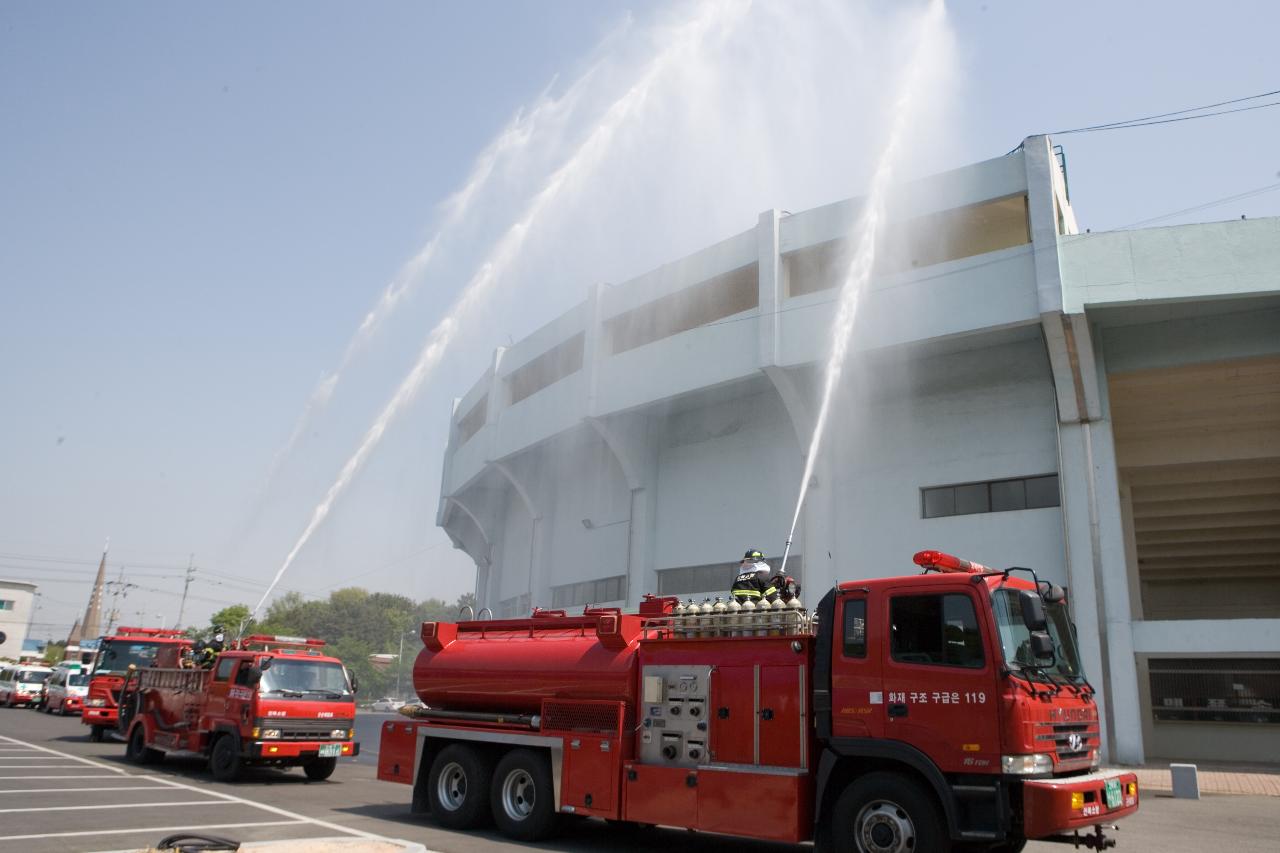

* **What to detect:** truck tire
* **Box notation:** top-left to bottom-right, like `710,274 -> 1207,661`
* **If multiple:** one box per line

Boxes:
209,734 -> 243,782
126,725 -> 164,765
303,757 -> 337,781
427,743 -> 493,829
489,748 -> 558,842
826,771 -> 949,853
89,725 -> 106,743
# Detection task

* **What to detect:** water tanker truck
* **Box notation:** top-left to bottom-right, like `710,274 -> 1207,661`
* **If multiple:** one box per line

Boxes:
377,550 -> 1139,850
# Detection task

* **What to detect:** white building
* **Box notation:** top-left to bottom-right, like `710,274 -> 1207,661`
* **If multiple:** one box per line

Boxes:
0,580 -> 38,662
436,136 -> 1280,765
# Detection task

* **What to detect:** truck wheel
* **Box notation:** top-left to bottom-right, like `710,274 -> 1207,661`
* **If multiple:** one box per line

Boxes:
427,744 -> 493,829
828,772 -> 948,853
209,734 -> 243,782
490,748 -> 558,842
303,757 -> 337,781
126,726 -> 164,765
89,725 -> 106,743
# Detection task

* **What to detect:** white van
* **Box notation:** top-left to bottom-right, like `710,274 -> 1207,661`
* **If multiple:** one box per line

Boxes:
0,664 -> 54,708
43,665 -> 89,715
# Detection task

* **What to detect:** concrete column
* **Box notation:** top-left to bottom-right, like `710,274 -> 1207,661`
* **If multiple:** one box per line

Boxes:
799,444 -> 838,596
486,347 -> 508,427
583,282 -> 605,417
757,209 -> 782,368
1090,346 -> 1145,764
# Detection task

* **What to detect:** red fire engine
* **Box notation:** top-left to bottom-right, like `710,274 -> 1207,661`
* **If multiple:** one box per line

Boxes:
117,634 -> 360,781
82,627 -> 192,742
377,551 -> 1139,850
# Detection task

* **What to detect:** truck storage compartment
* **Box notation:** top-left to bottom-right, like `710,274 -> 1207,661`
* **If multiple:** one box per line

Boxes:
697,767 -> 810,842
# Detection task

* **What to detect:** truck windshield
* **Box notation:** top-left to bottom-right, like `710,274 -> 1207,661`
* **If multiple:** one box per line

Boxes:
68,673 -> 88,687
259,660 -> 352,699
18,670 -> 51,684
94,641 -> 163,674
990,588 -> 1084,682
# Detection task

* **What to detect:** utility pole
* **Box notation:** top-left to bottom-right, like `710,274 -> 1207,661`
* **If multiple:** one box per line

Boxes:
105,564 -> 131,635
176,555 -> 195,629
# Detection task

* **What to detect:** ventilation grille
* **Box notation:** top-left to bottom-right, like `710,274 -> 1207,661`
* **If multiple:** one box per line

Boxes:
541,700 -> 624,735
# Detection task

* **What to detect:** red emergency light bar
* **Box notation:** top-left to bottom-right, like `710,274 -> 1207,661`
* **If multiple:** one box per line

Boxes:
912,550 -> 993,574
113,627 -> 187,638
238,634 -> 326,650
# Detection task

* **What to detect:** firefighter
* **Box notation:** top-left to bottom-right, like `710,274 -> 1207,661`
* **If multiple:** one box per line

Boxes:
195,626 -> 227,669
731,549 -> 775,603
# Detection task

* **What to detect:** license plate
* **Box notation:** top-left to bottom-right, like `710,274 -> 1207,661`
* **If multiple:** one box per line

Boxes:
1104,778 -> 1122,809
319,743 -> 342,757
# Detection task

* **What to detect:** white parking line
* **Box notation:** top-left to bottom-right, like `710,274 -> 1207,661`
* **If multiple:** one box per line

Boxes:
0,734 -> 125,774
0,756 -> 70,760
0,774 -> 122,779
0,799 -> 226,814
0,735 -> 398,844
2,819 -> 303,842
145,775 -> 390,841
0,786 -> 170,794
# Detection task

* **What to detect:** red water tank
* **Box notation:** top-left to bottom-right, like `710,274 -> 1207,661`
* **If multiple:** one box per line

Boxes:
412,610 -> 643,713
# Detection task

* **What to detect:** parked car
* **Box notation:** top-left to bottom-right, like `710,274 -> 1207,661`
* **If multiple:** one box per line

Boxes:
43,665 -> 89,715
370,697 -> 406,712
0,664 -> 54,707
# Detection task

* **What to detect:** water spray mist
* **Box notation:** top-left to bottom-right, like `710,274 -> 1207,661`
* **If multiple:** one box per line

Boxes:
780,0 -> 947,574
253,0 -> 750,618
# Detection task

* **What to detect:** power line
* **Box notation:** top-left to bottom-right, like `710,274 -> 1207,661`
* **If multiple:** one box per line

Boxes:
1050,89 -> 1280,135
1121,181 -> 1280,229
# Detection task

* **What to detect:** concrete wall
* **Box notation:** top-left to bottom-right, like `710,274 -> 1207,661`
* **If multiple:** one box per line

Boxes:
828,338 -> 1065,592
0,582 -> 37,661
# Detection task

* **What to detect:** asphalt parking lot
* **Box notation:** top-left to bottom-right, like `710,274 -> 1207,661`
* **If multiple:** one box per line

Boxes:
1,706 -> 1276,852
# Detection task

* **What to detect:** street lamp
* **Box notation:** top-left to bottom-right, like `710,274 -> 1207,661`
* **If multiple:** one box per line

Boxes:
395,627 -> 419,700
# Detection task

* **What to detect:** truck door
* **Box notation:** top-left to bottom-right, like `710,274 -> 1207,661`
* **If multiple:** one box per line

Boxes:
880,587 -> 1001,774
830,591 -> 883,740
204,656 -> 236,726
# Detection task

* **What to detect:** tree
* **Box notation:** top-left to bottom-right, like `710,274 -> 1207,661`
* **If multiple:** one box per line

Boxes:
209,604 -> 251,637
41,642 -> 66,665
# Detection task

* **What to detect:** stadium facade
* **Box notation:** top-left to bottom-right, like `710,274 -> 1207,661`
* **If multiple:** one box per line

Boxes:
436,136 -> 1280,765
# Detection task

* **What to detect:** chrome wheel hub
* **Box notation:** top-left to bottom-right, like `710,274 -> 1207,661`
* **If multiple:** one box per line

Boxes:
436,761 -> 467,811
500,768 -> 536,821
856,800 -> 916,853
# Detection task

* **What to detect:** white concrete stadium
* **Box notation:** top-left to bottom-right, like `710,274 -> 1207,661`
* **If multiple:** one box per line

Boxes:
437,135 -> 1280,765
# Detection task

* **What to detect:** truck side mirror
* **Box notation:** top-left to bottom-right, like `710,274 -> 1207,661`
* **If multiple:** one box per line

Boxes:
1019,590 -> 1048,633
258,656 -> 273,671
1029,631 -> 1054,661
348,670 -> 359,694
246,666 -> 263,687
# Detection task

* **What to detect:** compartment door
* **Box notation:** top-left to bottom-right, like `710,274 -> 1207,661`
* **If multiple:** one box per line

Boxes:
759,665 -> 805,768
709,666 -> 755,765
623,763 -> 697,827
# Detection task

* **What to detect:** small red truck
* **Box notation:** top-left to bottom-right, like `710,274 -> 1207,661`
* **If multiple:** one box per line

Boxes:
377,551 -> 1139,850
82,626 -> 193,741
118,634 -> 359,781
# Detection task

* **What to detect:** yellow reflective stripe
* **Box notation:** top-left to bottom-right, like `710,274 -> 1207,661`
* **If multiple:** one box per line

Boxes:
733,590 -> 762,598
762,586 -> 777,596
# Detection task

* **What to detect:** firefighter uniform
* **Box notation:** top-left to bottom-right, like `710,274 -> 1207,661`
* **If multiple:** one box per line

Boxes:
766,573 -> 800,603
731,550 -> 776,603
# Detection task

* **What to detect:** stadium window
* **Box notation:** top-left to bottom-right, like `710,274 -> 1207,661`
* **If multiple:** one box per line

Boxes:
922,474 -> 1059,518
551,575 -> 627,608
0,600 -> 13,611
456,395 -> 488,445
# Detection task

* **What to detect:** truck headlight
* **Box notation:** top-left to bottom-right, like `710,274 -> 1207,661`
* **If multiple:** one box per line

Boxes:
1090,749 -> 1101,769
330,729 -> 347,739
1002,753 -> 1053,775
86,697 -> 106,707
260,728 -> 281,739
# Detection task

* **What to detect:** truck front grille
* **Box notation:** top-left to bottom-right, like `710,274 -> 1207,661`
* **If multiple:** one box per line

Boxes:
256,718 -> 353,740
1037,721 -> 1099,763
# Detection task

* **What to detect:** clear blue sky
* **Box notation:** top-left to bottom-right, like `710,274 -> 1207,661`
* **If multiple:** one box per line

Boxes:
2,1 -> 1276,641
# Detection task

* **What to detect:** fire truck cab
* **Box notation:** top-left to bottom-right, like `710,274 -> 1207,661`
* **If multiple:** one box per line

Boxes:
82,627 -> 191,741
119,634 -> 359,782
378,551 -> 1139,851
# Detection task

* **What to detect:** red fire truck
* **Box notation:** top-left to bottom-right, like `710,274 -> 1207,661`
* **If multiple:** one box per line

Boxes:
118,634 -> 359,782
377,551 -> 1139,851
82,627 -> 193,742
